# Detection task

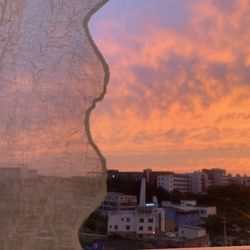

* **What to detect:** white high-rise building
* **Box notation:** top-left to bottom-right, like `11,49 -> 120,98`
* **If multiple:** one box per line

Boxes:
157,173 -> 196,193
157,168 -> 230,193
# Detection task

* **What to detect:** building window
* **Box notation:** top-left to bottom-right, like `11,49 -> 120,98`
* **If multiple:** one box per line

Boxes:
126,217 -> 130,222
121,218 -> 124,221
139,218 -> 144,223
114,225 -> 118,230
148,218 -> 153,223
110,225 -> 112,229
148,226 -> 153,231
126,225 -> 130,230
139,226 -> 143,231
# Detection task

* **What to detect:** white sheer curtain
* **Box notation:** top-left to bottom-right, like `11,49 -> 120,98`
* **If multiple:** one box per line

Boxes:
0,0 -> 108,249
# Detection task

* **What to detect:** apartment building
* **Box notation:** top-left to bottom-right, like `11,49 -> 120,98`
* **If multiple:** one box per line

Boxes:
98,192 -> 137,216
109,168 -> 249,194
0,165 -> 37,180
157,173 -> 193,193
157,168 -> 229,193
107,170 -> 143,182
108,207 -> 165,238
202,168 -> 227,189
165,206 -> 201,232
227,174 -> 250,186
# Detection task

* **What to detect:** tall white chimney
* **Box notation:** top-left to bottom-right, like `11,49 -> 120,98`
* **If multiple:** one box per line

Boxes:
139,177 -> 146,207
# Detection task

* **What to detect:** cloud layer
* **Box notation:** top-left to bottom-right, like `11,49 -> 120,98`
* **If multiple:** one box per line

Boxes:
90,0 -> 250,175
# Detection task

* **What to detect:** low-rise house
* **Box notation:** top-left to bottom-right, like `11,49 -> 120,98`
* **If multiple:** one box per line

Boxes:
162,200 -> 216,222
178,225 -> 206,239
197,206 -> 217,218
155,226 -> 209,248
165,206 -> 201,232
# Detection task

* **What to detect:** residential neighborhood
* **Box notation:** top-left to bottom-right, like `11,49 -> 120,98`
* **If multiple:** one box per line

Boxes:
80,168 -> 250,249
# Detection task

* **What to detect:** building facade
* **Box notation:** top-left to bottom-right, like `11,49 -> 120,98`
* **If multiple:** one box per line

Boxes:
228,174 -> 250,186
0,165 -> 37,180
157,168 -> 230,193
202,168 -> 227,189
107,170 -> 143,182
178,225 -> 207,239
165,206 -> 201,232
109,168 -> 250,195
162,200 -> 216,223
98,192 -> 137,216
157,173 -> 191,193
108,207 -> 165,238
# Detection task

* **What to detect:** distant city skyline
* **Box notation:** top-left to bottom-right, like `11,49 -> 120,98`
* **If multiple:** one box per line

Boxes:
90,0 -> 250,175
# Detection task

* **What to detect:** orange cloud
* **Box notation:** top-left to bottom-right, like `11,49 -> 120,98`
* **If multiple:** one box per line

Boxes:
91,0 -> 250,175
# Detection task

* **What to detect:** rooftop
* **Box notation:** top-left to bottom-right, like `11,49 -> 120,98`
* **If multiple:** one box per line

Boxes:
178,225 -> 205,230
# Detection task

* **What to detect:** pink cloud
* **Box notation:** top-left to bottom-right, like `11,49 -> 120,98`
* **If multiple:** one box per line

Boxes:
91,0 -> 250,174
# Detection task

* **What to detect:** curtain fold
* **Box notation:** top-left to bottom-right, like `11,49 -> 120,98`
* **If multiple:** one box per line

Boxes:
0,0 -> 108,249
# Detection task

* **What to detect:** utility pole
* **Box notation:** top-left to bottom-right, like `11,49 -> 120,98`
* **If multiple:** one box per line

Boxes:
223,213 -> 228,246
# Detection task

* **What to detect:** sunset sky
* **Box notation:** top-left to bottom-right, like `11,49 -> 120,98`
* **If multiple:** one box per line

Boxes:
90,0 -> 250,175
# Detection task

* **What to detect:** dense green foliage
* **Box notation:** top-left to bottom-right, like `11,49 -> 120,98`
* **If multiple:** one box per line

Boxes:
80,212 -> 107,234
